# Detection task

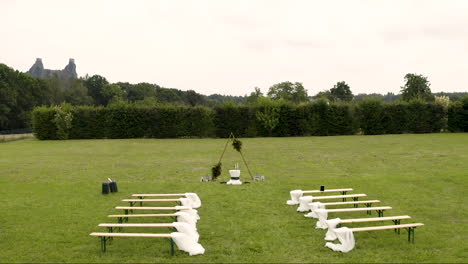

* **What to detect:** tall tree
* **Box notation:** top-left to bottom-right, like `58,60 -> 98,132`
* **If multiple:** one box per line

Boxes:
246,87 -> 263,104
267,81 -> 308,103
100,84 -> 125,105
401,73 -> 434,102
84,75 -> 109,105
330,81 -> 353,102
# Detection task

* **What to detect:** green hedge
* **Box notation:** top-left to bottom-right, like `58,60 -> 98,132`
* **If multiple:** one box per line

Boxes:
356,99 -> 446,135
32,101 -> 454,140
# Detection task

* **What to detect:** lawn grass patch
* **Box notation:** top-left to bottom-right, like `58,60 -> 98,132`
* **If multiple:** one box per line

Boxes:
0,134 -> 467,263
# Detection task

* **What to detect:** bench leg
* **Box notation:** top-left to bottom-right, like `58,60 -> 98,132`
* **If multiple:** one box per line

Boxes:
378,210 -> 384,217
139,196 -> 143,206
118,217 -> 123,224
130,202 -> 135,207
168,238 -> 175,256
100,237 -> 108,252
407,227 -> 416,243
366,203 -> 372,214
107,227 -> 116,238
392,220 -> 401,234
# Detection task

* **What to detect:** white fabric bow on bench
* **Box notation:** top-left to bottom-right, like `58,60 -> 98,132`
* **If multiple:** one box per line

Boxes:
184,193 -> 202,209
175,211 -> 197,228
315,209 -> 328,229
287,190 -> 303,205
304,202 -> 325,218
325,218 -> 341,240
172,222 -> 199,242
297,196 -> 314,212
175,206 -> 200,220
324,227 -> 355,253
171,232 -> 205,256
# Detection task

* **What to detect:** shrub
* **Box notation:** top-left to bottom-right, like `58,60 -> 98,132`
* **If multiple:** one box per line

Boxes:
32,106 -> 57,140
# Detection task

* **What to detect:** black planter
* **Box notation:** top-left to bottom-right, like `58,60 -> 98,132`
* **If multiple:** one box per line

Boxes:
102,183 -> 110,194
110,181 -> 118,193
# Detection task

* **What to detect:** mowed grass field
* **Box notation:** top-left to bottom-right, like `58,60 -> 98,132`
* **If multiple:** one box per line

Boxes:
0,134 -> 467,263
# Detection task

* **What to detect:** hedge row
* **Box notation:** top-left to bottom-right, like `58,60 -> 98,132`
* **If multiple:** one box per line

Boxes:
447,96 -> 468,132
32,100 -> 457,140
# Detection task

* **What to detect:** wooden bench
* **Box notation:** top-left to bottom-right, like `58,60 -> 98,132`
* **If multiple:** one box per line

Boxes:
336,215 -> 411,233
321,206 -> 392,217
108,213 -> 179,223
311,193 -> 367,202
122,199 -> 181,207
350,223 -> 424,243
130,195 -> 187,206
303,188 -> 353,195
315,199 -> 380,209
89,232 -> 175,255
98,223 -> 177,233
115,206 -> 191,215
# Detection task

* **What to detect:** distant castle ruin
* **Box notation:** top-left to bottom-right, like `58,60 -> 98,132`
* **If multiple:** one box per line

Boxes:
27,58 -> 78,81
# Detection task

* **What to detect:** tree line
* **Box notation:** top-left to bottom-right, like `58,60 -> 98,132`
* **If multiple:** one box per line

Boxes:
1,62 -> 467,132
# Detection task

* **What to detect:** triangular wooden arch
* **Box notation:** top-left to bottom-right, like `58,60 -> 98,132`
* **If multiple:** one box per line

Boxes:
214,132 -> 253,180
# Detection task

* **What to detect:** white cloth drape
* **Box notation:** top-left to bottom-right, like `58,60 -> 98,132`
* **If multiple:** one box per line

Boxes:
287,190 -> 303,205
175,211 -> 197,228
172,222 -> 199,242
297,196 -> 314,212
315,209 -> 328,229
325,218 -> 341,240
304,202 -> 325,218
226,179 -> 242,185
325,227 -> 355,253
185,193 -> 202,208
171,232 -> 205,256
180,198 -> 193,208
175,206 -> 200,220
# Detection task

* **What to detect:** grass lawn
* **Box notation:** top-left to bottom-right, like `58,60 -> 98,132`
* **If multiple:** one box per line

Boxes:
0,134 -> 467,263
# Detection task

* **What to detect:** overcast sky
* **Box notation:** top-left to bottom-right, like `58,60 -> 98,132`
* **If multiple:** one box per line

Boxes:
1,0 -> 467,96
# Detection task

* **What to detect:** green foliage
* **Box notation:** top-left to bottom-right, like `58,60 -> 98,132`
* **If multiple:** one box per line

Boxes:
447,95 -> 468,132
211,162 -> 222,180
32,100 -> 452,140
214,104 -> 256,137
255,98 -> 281,136
31,106 -> 57,140
84,74 -> 109,105
401,73 -> 434,102
356,98 -> 385,135
232,138 -> 242,152
53,103 -> 74,140
330,81 -> 354,102
356,99 -> 446,134
267,81 -> 308,103
0,64 -> 53,131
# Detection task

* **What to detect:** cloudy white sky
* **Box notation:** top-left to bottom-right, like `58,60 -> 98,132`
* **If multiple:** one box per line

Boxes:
1,0 -> 467,96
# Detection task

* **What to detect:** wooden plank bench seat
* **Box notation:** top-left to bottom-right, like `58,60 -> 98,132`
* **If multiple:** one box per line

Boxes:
303,188 -> 353,195
108,213 -> 179,223
336,215 -> 411,234
318,206 -> 392,217
339,215 -> 411,224
122,199 -> 181,206
132,194 -> 187,205
322,206 -> 392,217
315,200 -> 380,209
132,193 -> 186,198
115,206 -> 191,215
98,223 -> 177,233
89,232 -> 175,254
350,223 -> 424,243
311,193 -> 367,202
